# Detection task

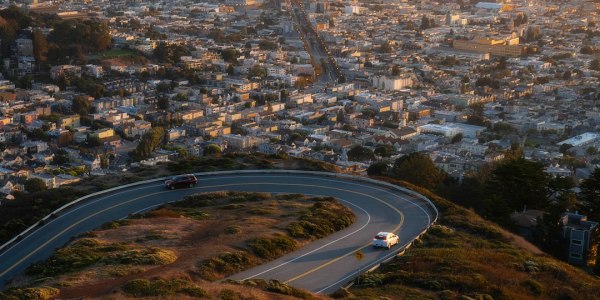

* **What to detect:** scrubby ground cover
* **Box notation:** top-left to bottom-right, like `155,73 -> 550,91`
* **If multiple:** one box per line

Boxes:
2,192 -> 353,299
343,178 -> 600,300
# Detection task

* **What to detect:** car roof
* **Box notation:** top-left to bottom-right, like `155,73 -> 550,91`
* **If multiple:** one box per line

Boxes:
376,232 -> 391,236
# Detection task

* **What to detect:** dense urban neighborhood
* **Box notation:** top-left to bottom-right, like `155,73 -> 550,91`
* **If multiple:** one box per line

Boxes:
1,0 -> 600,294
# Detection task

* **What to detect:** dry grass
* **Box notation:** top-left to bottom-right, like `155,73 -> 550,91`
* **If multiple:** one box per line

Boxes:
4,192 -> 353,300
345,178 -> 600,300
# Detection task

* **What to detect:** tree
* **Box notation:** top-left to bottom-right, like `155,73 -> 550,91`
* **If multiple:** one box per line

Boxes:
450,133 -> 463,144
559,143 -> 573,155
367,161 -> 390,176
18,75 -> 32,89
130,127 -> 165,160
203,144 -> 222,156
547,176 -> 578,211
258,40 -> 278,50
152,42 -> 170,63
248,65 -> 267,79
420,15 -> 430,30
72,96 -> 90,115
374,145 -> 393,157
208,29 -> 225,42
52,149 -> 70,165
156,96 -> 169,110
155,82 -> 172,93
581,45 -> 597,55
221,48 -> 240,64
391,65 -> 401,76
25,178 -> 47,193
347,145 -> 375,162
100,156 -> 109,169
525,27 -> 541,42
484,158 -> 550,222
380,43 -> 392,53
32,29 -> 48,64
591,59 -> 600,71
580,168 -> 600,222
391,153 -> 445,190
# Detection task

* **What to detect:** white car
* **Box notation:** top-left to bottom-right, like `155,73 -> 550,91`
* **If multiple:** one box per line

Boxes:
372,232 -> 399,249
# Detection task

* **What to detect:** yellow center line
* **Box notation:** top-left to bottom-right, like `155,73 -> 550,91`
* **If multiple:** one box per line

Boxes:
281,188 -> 404,284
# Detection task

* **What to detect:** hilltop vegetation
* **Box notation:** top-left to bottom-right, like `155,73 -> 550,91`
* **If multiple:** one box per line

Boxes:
1,192 -> 353,299
343,178 -> 600,300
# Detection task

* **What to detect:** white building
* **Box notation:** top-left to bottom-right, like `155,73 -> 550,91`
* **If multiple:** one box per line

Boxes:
371,75 -> 413,91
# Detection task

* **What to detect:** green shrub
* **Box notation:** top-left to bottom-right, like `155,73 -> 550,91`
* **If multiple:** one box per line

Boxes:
122,278 -> 208,298
287,200 -> 355,239
108,248 -> 177,265
219,288 -> 240,300
198,251 -> 255,280
2,286 -> 59,300
225,225 -> 242,235
181,286 -> 210,298
248,235 -> 297,259
221,204 -> 245,210
522,279 -> 543,296
266,280 -> 314,299
26,238 -> 104,277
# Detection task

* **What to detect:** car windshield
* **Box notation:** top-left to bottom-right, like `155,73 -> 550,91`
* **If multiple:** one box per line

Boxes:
374,235 -> 387,240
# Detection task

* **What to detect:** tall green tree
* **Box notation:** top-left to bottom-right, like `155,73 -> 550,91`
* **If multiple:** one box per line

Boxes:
248,65 -> 267,79
484,158 -> 550,221
347,145 -> 375,162
25,178 -> 47,193
374,145 -> 393,157
131,127 -> 165,160
203,144 -> 221,156
391,153 -> 445,190
156,96 -> 169,110
367,161 -> 390,176
72,96 -> 90,115
580,168 -> 600,221
32,29 -> 48,64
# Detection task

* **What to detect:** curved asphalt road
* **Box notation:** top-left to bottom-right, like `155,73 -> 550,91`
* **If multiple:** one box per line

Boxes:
0,172 -> 434,294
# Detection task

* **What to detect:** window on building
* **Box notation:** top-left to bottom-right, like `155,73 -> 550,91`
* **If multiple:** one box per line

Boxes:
571,253 -> 582,259
572,240 -> 582,245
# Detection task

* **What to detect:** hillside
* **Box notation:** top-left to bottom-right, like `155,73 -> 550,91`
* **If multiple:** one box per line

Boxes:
342,177 -> 600,300
1,192 -> 353,299
2,162 -> 600,300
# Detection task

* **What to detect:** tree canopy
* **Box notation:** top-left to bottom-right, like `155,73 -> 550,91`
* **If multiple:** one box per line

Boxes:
391,153 -> 445,190
580,168 -> 600,221
486,157 -> 550,219
25,178 -> 47,193
203,144 -> 222,156
347,145 -> 375,162
131,127 -> 165,161
71,96 -> 90,116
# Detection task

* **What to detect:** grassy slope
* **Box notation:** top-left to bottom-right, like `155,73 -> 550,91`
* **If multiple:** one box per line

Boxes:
344,177 -> 600,300
1,192 -> 353,300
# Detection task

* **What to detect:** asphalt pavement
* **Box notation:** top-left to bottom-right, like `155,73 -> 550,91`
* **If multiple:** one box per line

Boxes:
0,172 -> 434,294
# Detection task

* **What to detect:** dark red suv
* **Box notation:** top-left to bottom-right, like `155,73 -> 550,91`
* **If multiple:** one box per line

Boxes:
165,174 -> 197,189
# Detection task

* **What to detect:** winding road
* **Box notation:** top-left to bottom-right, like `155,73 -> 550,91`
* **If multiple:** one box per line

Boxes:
0,171 -> 436,294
